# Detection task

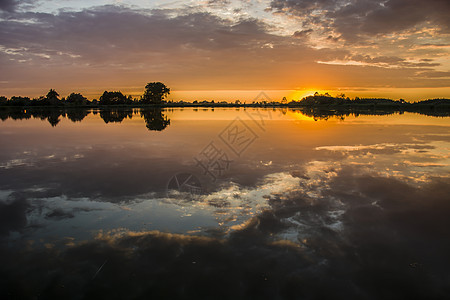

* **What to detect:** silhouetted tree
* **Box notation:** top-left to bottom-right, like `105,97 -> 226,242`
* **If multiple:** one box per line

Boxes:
142,82 -> 170,104
66,93 -> 88,105
46,89 -> 61,106
141,108 -> 170,131
9,96 -> 31,106
300,93 -> 336,106
99,91 -> 129,105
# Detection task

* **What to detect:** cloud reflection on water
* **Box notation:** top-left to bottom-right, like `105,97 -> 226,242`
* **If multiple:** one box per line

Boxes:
1,170 -> 449,299
0,109 -> 449,298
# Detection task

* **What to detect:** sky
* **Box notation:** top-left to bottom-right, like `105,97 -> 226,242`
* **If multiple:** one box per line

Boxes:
0,0 -> 449,101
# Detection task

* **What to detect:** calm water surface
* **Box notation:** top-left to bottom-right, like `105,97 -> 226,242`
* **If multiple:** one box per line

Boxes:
1,108 -> 449,299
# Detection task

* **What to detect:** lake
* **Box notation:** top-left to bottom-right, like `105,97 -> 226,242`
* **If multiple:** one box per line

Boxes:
1,108 -> 449,299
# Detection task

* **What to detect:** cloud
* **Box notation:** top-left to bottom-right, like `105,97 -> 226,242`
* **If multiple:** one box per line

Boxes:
270,0 -> 450,38
293,28 -> 313,38
0,5 -> 305,91
268,0 -> 450,80
0,192 -> 28,236
0,0 -> 17,12
0,6 -> 273,64
418,71 -> 450,78
359,0 -> 450,34
315,143 -> 435,155
207,0 -> 231,8
45,208 -> 74,220
0,3 -> 448,95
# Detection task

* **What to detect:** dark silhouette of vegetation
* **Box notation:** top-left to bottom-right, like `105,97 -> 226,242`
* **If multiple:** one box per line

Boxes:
1,94 -> 448,131
0,96 -> 7,106
141,108 -> 171,131
142,82 -> 170,104
64,109 -> 90,122
99,91 -> 133,105
46,111 -> 61,126
0,107 -> 66,126
286,93 -> 450,118
46,89 -> 60,106
0,107 -> 32,121
8,96 -> 32,106
99,108 -> 133,123
0,87 -> 448,117
66,93 -> 88,106
0,107 -> 172,130
27,109 -> 62,127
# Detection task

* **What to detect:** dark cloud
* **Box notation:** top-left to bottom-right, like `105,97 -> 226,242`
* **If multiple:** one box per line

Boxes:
0,0 -> 17,12
344,54 -> 441,68
0,192 -> 28,236
0,0 -> 35,12
270,0 -> 339,13
418,71 -> 450,78
360,0 -> 450,34
293,28 -> 313,38
45,208 -> 74,220
0,6 -> 274,64
270,0 -> 450,40
417,43 -> 450,48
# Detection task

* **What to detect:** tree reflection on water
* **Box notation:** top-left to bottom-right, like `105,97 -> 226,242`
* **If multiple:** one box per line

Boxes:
0,107 -> 171,131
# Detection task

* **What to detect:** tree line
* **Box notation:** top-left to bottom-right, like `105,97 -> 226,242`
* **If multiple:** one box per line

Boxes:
1,85 -> 449,112
0,82 -> 170,107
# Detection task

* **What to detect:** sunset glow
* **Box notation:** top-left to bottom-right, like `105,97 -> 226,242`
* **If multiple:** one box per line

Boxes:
1,0 -> 449,100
